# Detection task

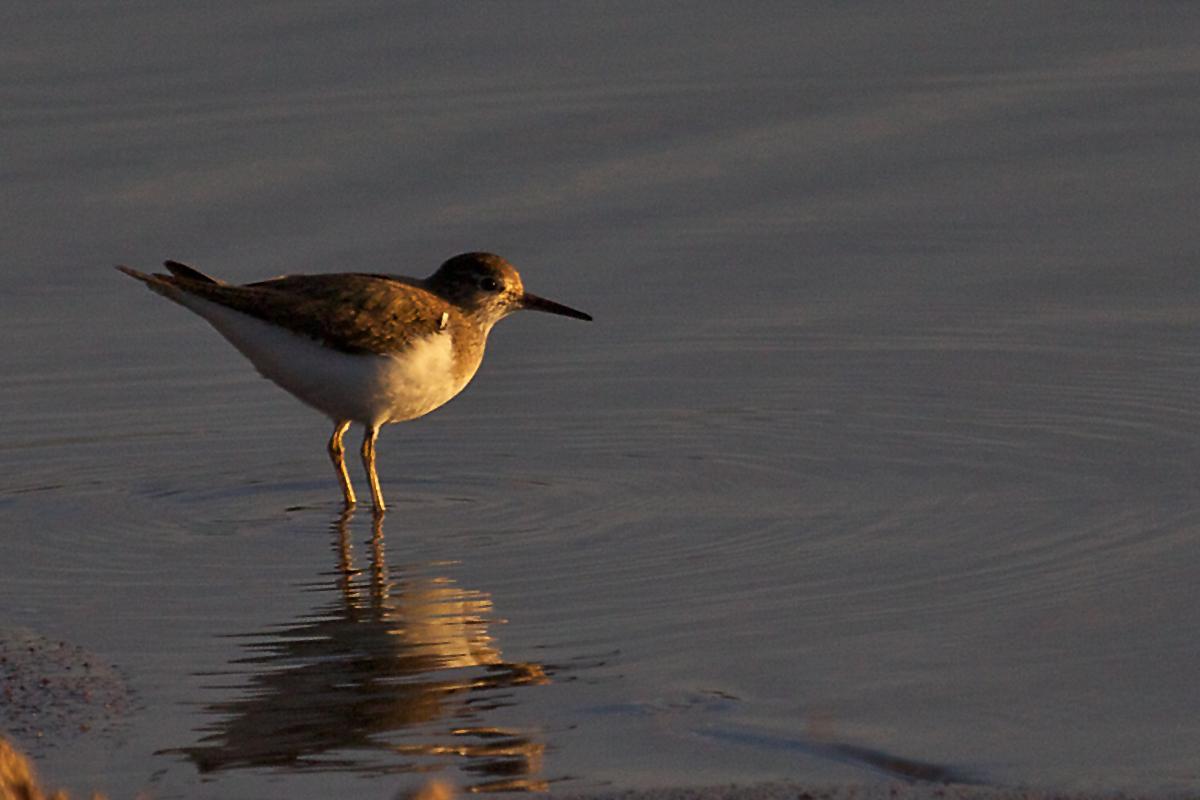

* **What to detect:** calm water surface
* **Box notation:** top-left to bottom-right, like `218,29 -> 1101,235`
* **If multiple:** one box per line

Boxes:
2,4 -> 1199,798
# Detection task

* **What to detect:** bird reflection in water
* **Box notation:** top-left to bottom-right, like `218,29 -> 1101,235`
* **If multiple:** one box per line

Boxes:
169,510 -> 550,791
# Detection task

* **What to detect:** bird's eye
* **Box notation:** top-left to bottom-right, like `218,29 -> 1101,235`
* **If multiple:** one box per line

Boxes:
479,277 -> 500,292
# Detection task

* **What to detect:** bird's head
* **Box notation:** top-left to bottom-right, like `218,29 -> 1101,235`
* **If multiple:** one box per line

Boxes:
429,252 -> 592,328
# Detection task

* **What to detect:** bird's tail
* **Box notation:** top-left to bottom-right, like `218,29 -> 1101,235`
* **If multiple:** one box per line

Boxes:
116,260 -> 225,301
163,260 -> 222,284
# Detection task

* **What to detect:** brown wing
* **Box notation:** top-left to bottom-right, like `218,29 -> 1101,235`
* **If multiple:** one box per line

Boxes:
176,273 -> 451,354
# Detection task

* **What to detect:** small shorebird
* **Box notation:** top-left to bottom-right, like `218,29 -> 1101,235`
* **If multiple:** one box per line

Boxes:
118,253 -> 591,512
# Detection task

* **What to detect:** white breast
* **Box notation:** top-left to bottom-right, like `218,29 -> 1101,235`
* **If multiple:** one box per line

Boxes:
173,294 -> 475,427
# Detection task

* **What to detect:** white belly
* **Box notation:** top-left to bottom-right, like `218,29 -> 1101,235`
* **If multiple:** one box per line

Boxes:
175,295 -> 472,426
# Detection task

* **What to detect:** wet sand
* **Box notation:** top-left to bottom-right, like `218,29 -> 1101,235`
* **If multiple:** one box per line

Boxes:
557,785 -> 1188,800
3,732 -> 1183,800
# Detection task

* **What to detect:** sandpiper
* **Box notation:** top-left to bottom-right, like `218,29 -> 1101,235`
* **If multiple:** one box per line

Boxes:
118,252 -> 591,512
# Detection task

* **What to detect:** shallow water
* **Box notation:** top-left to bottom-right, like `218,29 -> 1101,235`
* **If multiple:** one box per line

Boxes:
3,4 -> 1200,798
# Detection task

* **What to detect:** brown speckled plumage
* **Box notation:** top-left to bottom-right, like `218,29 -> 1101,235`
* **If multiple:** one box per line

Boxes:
123,266 -> 473,372
116,252 -> 591,512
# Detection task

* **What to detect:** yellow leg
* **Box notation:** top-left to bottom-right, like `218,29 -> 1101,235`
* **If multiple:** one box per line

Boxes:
361,424 -> 386,513
328,420 -> 356,507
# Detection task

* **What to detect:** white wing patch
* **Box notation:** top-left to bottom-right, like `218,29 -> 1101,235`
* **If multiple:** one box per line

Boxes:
166,293 -> 473,426
379,330 -> 464,423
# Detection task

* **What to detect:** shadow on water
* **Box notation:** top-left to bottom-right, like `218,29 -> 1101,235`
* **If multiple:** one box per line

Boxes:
698,725 -> 979,786
163,510 -> 550,792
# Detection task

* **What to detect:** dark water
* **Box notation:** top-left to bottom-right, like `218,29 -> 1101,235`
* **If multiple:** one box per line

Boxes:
2,4 -> 1199,797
